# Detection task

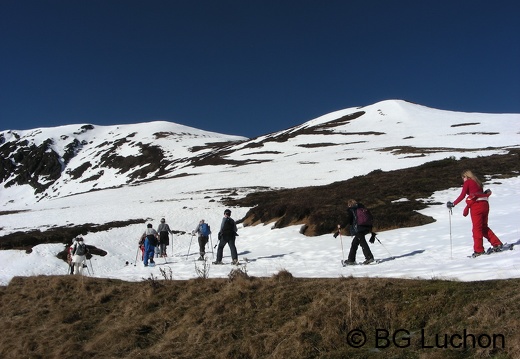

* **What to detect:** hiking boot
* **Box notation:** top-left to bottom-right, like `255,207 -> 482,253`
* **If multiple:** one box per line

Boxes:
197,256 -> 205,261
212,261 -> 223,265
231,259 -> 239,265
343,260 -> 356,266
471,251 -> 485,258
362,258 -> 375,265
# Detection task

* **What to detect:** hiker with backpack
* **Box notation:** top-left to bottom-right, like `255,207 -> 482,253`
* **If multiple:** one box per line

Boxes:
71,236 -> 90,275
157,218 -> 173,257
142,223 -> 159,267
447,169 -> 503,257
213,209 -> 239,265
193,219 -> 211,260
338,199 -> 375,265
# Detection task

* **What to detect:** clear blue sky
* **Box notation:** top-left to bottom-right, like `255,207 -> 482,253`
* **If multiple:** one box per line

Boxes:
1,0 -> 519,138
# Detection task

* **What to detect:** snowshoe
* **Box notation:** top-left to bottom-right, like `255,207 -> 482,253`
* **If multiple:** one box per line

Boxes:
342,260 -> 356,267
486,243 -> 514,255
362,258 -> 375,265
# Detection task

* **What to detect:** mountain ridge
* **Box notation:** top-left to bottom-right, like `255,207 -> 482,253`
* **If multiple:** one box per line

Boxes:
1,100 -> 519,208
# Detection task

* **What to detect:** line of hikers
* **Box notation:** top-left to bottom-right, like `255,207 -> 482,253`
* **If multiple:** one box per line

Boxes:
67,169 -> 505,273
138,209 -> 239,267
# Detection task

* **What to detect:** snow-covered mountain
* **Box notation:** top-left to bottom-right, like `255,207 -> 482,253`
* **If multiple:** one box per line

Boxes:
0,121 -> 246,204
1,100 -> 518,206
1,100 -> 519,285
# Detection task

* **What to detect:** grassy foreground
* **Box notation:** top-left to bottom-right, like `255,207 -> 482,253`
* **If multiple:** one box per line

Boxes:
1,272 -> 519,359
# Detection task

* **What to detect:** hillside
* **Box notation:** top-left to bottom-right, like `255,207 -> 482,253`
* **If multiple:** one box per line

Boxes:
0,99 -> 519,286
1,100 -> 520,358
1,274 -> 519,359
3,150 -> 518,251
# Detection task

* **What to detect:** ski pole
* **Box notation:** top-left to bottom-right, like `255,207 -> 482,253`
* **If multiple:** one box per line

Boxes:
172,233 -> 175,257
448,206 -> 453,259
186,234 -> 194,260
338,225 -> 345,265
84,260 -> 91,276
209,234 -> 214,260
214,233 -> 220,249
134,246 -> 139,267
375,235 -> 393,258
66,255 -> 73,274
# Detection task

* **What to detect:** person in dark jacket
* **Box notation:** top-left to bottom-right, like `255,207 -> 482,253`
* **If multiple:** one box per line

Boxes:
213,209 -> 238,265
157,218 -> 173,257
340,199 -> 374,265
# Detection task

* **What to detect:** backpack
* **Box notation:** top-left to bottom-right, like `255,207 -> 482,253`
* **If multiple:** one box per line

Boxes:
356,207 -> 373,226
74,242 -> 87,256
200,223 -> 211,236
147,235 -> 158,247
222,218 -> 235,234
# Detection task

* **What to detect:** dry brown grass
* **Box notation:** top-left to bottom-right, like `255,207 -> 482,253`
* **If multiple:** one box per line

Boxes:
1,274 -> 519,358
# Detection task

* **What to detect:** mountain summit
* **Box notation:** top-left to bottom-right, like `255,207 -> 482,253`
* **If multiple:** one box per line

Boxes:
1,100 -> 518,206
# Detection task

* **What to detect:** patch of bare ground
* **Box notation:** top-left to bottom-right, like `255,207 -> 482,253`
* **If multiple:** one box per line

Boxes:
454,132 -> 500,135
297,143 -> 338,148
0,274 -> 519,358
451,122 -> 480,127
227,149 -> 520,236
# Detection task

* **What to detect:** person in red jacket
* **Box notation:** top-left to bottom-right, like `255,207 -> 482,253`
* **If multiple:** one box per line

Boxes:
447,170 -> 503,257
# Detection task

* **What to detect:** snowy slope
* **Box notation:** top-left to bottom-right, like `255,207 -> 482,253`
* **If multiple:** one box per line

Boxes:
1,100 -> 519,285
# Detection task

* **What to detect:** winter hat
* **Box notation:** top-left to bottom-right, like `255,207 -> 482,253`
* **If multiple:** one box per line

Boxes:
224,209 -> 231,215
